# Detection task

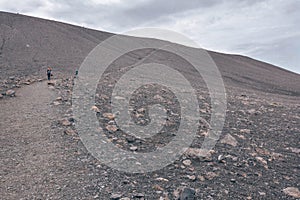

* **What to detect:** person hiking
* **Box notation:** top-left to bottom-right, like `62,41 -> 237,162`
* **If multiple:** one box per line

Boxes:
47,67 -> 52,80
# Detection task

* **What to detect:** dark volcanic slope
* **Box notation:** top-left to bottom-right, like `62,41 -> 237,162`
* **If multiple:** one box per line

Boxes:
209,52 -> 300,96
0,11 -> 299,97
0,11 -> 112,78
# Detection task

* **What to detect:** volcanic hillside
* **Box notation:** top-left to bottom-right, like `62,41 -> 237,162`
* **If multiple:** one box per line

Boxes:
0,11 -> 299,97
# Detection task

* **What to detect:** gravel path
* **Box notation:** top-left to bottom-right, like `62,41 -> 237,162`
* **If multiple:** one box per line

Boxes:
0,81 -> 63,199
0,81 -> 92,200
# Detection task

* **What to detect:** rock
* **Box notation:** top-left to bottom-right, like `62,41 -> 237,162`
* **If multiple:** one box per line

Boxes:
0,94 -> 3,99
129,146 -> 138,151
225,154 -> 238,161
221,134 -> 238,147
99,94 -> 109,100
64,128 -> 76,136
24,81 -> 31,85
255,156 -> 267,165
198,175 -> 205,181
154,94 -> 164,101
184,148 -> 212,159
182,159 -> 192,166
255,156 -> 268,169
173,187 -> 184,200
103,113 -> 115,120
153,184 -> 164,191
114,96 -> 126,100
9,76 -> 15,80
126,136 -> 136,143
91,105 -> 100,113
68,117 -> 75,122
180,188 -> 196,200
155,177 -> 169,182
53,101 -> 61,106
159,194 -> 170,200
240,129 -> 251,134
186,175 -> 196,181
110,193 -> 122,200
47,81 -> 56,86
270,152 -> 284,161
5,89 -> 15,97
255,147 -> 270,156
106,124 -> 118,132
137,107 -> 146,113
283,187 -> 300,198
217,155 -> 223,162
290,147 -> 300,154
132,193 -> 144,198
56,97 -> 62,101
60,118 -> 71,126
120,198 -> 130,200
258,192 -> 266,196
108,120 -> 115,125
236,135 -> 246,140
135,112 -> 144,118
247,109 -> 256,115
205,172 -> 218,180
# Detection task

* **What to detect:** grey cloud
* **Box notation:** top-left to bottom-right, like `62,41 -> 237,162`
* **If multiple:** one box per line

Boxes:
122,0 -> 220,23
0,0 -> 45,13
249,34 -> 300,74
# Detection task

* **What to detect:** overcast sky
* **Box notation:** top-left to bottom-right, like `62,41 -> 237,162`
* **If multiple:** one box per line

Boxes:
0,0 -> 299,73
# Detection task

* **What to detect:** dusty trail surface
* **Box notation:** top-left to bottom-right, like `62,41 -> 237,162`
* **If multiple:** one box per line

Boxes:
0,82 -> 94,199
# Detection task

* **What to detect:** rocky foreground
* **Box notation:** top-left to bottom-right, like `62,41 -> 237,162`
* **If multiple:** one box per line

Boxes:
1,71 -> 299,200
